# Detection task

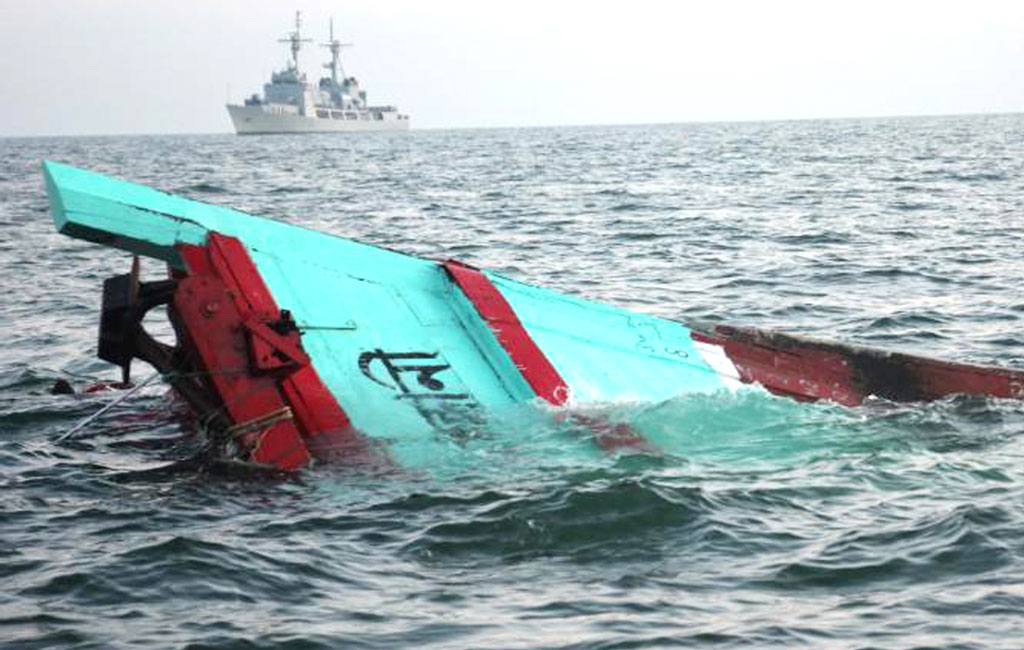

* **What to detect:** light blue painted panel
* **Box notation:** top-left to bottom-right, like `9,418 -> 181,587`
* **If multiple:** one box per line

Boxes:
44,161 -> 749,469
486,272 -> 734,402
43,162 -> 543,468
250,250 -> 530,467
45,161 -> 435,285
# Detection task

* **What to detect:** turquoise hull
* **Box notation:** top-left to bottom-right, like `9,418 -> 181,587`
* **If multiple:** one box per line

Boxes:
43,161 -> 1024,470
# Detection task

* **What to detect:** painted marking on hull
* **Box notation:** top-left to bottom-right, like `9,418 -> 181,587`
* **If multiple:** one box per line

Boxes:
443,260 -> 653,452
357,348 -> 485,438
692,340 -> 744,393
443,260 -> 567,405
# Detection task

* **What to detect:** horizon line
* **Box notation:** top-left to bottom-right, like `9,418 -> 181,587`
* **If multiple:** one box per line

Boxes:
2,109 -> 1021,139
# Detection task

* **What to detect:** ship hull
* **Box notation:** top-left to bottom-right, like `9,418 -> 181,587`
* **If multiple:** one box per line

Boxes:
42,162 -> 1024,471
226,104 -> 410,134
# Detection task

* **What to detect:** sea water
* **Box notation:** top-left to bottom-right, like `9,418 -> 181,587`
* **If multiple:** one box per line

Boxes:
3,115 -> 1024,648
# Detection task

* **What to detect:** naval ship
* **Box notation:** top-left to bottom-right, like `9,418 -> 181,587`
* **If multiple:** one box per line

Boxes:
226,12 -> 410,134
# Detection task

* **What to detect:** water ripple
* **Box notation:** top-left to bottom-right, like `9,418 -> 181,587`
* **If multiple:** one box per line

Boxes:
4,116 -> 1024,648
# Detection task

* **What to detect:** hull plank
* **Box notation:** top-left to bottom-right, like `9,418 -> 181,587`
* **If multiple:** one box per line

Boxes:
42,161 -> 1024,470
693,325 -> 1024,406
491,272 -> 735,402
444,260 -> 570,405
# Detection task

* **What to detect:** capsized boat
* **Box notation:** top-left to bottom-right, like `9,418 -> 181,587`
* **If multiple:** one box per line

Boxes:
43,161 -> 1024,470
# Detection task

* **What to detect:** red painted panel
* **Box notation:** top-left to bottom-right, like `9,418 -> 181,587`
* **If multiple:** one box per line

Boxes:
692,324 -> 1024,405
887,355 -> 1023,401
178,244 -> 213,276
207,233 -> 280,318
443,260 -> 568,406
443,260 -> 652,453
691,329 -> 863,405
173,234 -> 376,469
173,275 -> 312,469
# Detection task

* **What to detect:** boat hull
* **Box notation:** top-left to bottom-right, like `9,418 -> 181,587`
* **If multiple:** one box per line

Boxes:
42,162 -> 1024,470
226,104 -> 410,134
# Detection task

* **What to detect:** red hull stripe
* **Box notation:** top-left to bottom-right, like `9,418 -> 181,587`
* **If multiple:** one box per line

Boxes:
177,233 -> 372,469
692,324 -> 1024,406
443,260 -> 568,405
691,330 -> 863,405
443,260 -> 654,453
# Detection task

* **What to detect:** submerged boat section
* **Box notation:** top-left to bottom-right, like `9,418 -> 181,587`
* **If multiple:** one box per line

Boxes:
43,161 -> 1024,470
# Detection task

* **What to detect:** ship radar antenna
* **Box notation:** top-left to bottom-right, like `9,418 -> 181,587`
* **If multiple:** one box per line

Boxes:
278,10 -> 312,72
321,17 -> 353,84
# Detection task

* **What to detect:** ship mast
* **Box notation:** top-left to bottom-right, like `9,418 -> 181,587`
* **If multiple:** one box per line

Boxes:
321,17 -> 352,84
278,10 -> 312,72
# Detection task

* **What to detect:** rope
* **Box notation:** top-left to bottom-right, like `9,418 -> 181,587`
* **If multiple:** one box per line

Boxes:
56,365 -> 299,469
225,406 -> 293,439
57,371 -> 162,442
55,366 -> 248,443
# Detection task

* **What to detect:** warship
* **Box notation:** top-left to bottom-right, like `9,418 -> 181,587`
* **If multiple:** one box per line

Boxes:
226,12 -> 409,135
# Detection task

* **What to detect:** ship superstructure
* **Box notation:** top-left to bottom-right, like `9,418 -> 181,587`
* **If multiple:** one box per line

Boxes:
226,12 -> 409,134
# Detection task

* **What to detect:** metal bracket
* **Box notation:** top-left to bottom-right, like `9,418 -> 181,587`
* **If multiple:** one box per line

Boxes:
98,272 -> 177,383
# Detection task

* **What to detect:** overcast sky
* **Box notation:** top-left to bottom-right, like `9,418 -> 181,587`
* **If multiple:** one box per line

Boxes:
2,0 -> 1023,136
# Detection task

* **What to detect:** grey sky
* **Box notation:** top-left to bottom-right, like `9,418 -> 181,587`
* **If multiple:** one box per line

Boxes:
2,0 -> 1023,136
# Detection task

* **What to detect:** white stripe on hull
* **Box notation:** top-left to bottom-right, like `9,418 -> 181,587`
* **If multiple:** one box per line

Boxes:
226,104 -> 410,134
693,341 -> 745,392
